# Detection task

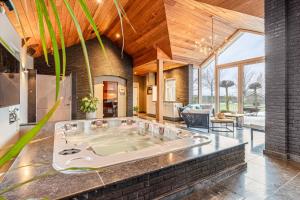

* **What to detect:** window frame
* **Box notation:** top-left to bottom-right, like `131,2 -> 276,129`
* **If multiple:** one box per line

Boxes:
164,78 -> 176,102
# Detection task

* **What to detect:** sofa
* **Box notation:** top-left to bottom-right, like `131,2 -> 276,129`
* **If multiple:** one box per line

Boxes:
178,104 -> 214,131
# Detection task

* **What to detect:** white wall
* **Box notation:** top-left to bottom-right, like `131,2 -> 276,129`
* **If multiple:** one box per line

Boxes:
0,106 -> 20,150
0,14 -> 33,149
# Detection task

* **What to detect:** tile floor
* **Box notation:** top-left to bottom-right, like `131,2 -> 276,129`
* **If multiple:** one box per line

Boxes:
182,127 -> 300,200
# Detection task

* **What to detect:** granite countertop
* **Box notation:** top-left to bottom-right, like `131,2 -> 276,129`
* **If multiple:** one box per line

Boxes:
0,123 -> 246,200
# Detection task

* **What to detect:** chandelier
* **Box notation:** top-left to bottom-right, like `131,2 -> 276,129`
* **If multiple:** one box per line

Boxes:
194,16 -> 216,56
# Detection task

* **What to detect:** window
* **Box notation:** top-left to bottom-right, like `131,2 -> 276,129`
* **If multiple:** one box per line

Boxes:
201,60 -> 215,105
219,67 -> 238,112
218,32 -> 265,65
243,63 -> 265,126
165,79 -> 176,101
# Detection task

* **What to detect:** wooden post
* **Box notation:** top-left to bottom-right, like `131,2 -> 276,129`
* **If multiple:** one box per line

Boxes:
156,59 -> 164,123
214,53 -> 220,114
238,64 -> 244,113
198,67 -> 202,103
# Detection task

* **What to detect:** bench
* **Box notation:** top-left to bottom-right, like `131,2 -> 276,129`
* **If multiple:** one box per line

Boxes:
250,124 -> 265,141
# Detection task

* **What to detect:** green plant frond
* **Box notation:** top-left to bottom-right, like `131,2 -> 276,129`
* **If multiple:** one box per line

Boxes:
49,0 -> 66,79
63,0 -> 94,97
0,37 -> 14,55
0,196 -> 7,200
10,1 -> 29,46
113,0 -> 125,57
0,167 -> 105,196
35,0 -> 49,65
38,0 -> 61,100
0,100 -> 61,168
78,0 -> 108,60
114,0 -> 136,33
0,170 -> 57,196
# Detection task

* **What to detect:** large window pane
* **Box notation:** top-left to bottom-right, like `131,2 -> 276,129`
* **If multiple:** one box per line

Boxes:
219,67 -> 238,112
218,33 -> 265,65
192,68 -> 199,104
201,60 -> 215,105
165,79 -> 176,101
243,63 -> 265,126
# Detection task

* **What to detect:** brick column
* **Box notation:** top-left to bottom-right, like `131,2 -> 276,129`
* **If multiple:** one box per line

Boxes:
264,0 -> 289,158
265,0 -> 300,161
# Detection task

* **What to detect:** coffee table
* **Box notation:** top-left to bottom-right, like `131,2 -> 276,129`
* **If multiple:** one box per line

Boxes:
210,118 -> 235,133
224,113 -> 244,129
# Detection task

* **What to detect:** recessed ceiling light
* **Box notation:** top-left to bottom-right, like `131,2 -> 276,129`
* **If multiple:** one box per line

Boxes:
116,33 -> 121,39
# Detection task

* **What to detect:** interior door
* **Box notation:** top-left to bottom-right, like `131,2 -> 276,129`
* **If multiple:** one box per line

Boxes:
36,75 -> 72,122
103,81 -> 118,118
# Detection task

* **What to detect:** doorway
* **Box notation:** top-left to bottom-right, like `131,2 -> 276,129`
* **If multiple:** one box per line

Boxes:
133,82 -> 139,109
103,81 -> 118,118
94,76 -> 127,118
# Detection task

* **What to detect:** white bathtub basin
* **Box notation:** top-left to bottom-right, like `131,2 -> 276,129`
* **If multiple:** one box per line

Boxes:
53,117 -> 211,173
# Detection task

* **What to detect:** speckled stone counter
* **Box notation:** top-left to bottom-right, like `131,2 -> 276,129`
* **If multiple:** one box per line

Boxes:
0,123 -> 246,200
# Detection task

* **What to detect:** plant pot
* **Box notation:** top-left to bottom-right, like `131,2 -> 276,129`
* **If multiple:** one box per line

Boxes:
86,112 -> 96,119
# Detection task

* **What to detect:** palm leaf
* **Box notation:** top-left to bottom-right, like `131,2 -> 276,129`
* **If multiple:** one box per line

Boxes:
0,36 -> 14,55
0,100 -> 61,168
49,0 -> 66,78
10,1 -> 28,46
113,0 -> 125,56
77,0 -> 108,60
0,167 -> 105,195
62,0 -> 94,96
35,0 -> 49,64
37,0 -> 61,100
114,0 -> 136,33
0,170 -> 57,196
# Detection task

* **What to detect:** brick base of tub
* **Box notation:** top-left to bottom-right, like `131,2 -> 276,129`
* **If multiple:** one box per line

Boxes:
66,145 -> 246,200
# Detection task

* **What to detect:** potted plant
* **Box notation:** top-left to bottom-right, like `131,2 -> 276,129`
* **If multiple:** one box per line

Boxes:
80,94 -> 99,119
133,106 -> 139,115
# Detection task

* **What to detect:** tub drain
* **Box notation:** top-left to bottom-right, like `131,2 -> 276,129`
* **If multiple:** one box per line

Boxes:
59,148 -> 81,155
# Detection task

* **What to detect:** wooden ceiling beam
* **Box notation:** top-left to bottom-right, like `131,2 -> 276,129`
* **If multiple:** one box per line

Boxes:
193,0 -> 264,18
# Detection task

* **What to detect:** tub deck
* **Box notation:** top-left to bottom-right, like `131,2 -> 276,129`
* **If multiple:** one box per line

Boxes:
0,122 -> 246,200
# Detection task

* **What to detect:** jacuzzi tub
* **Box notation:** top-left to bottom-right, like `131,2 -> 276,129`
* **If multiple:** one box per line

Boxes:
53,117 -> 211,173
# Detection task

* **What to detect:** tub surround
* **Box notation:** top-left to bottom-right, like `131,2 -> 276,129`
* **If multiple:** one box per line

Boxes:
0,122 -> 246,200
53,118 -> 211,171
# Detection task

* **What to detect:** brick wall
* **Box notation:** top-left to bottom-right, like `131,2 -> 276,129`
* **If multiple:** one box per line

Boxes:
67,145 -> 245,200
34,37 -> 133,119
265,0 -> 300,161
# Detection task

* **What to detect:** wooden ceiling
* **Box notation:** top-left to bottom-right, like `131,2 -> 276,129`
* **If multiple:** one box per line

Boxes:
6,0 -> 264,75
194,0 -> 264,18
164,0 -> 264,65
6,0 -> 130,56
